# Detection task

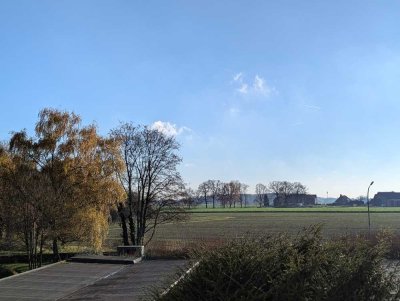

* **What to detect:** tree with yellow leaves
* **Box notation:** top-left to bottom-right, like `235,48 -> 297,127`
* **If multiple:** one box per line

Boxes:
0,108 -> 124,264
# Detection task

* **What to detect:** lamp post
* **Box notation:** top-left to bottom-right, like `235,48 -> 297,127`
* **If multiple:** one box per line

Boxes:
367,181 -> 374,233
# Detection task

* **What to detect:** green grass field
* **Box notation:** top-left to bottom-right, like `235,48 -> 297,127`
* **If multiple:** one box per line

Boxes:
107,208 -> 400,254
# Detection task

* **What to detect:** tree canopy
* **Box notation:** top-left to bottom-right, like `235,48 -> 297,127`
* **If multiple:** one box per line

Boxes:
0,108 -> 124,266
110,123 -> 186,246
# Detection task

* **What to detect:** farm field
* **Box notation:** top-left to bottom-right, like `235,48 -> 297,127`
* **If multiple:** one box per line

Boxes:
187,206 -> 400,213
107,210 -> 400,253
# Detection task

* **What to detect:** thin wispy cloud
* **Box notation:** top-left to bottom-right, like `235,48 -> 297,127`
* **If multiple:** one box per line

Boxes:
232,72 -> 277,97
233,72 -> 243,82
253,75 -> 265,92
228,107 -> 240,117
150,121 -> 191,137
237,83 -> 248,94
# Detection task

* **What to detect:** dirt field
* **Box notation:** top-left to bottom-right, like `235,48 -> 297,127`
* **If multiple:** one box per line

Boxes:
107,210 -> 400,253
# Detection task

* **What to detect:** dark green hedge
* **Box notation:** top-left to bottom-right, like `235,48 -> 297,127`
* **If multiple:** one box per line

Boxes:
157,226 -> 400,301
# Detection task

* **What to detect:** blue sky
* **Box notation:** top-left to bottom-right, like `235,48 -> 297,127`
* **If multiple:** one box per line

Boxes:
1,1 -> 400,197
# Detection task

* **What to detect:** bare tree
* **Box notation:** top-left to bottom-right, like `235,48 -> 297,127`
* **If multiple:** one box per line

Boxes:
255,183 -> 269,207
218,181 -> 240,208
268,181 -> 308,207
218,182 -> 229,208
293,182 -> 308,194
198,181 -> 211,208
111,123 -> 186,246
231,181 -> 241,208
239,183 -> 249,208
357,196 -> 366,204
182,188 -> 199,209
207,180 -> 221,208
269,181 -> 294,198
109,123 -> 137,245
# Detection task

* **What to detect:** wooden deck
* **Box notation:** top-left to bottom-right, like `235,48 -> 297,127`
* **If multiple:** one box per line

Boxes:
0,260 -> 187,301
62,260 -> 187,300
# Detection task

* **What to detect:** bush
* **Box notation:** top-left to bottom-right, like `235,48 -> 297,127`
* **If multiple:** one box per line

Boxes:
156,226 -> 400,301
0,266 -> 15,278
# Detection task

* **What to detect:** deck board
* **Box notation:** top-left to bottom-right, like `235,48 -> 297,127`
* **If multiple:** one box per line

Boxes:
0,260 -> 187,301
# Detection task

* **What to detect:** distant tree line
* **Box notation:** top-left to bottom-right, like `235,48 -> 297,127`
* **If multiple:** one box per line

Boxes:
188,180 -> 309,208
185,180 -> 249,209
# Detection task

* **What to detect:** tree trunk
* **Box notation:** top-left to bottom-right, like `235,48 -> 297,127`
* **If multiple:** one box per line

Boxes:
33,226 -> 38,269
128,215 -> 135,245
127,178 -> 136,245
25,231 -> 32,269
117,203 -> 129,245
39,232 -> 44,267
52,238 -> 60,262
120,214 -> 129,246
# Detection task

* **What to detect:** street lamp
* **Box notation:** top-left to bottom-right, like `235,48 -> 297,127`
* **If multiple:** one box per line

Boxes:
367,181 -> 374,233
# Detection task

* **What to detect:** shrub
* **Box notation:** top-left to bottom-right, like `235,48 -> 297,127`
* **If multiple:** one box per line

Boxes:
0,266 -> 15,278
156,226 -> 400,301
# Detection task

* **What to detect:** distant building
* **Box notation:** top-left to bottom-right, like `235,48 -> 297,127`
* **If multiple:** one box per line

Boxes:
371,192 -> 400,207
334,194 -> 352,206
273,194 -> 316,207
333,194 -> 364,206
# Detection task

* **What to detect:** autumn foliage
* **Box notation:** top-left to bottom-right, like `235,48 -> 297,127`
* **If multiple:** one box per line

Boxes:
0,109 -> 124,267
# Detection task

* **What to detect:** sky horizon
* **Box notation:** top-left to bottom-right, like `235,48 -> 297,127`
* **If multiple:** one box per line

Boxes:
2,1 -> 400,198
